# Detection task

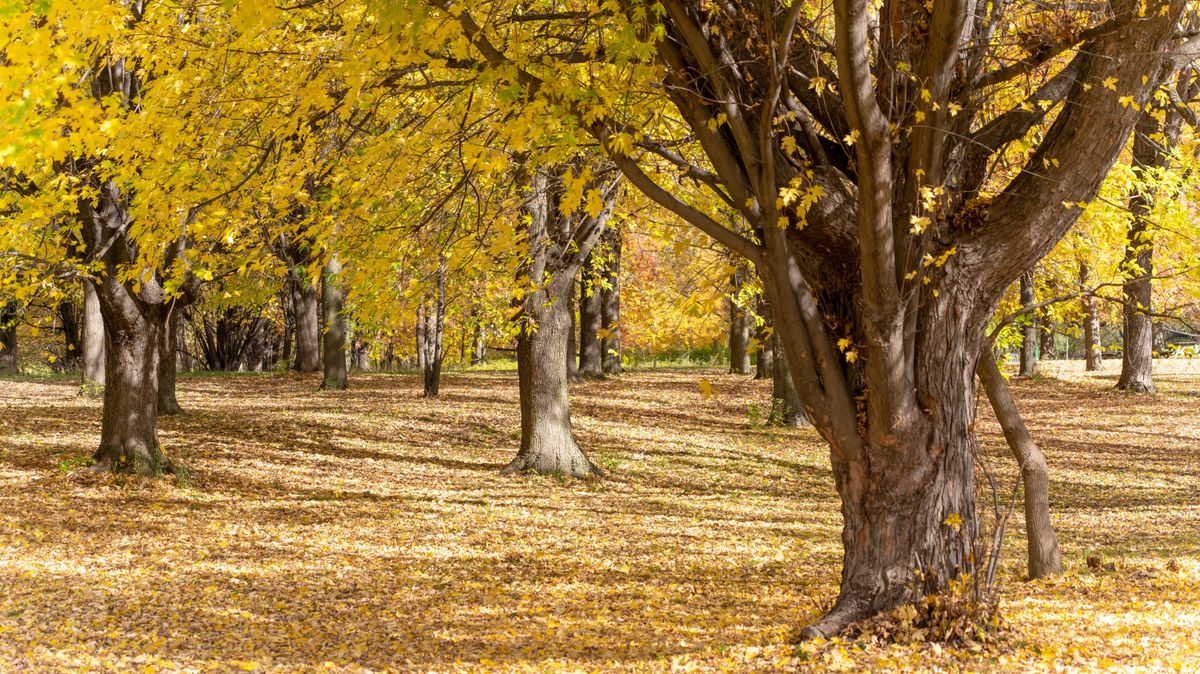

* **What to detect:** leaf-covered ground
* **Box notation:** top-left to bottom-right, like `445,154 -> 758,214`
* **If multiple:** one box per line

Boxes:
1,363 -> 1198,672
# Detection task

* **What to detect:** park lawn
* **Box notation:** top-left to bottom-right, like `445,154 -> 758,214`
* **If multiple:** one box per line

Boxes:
0,363 -> 1197,673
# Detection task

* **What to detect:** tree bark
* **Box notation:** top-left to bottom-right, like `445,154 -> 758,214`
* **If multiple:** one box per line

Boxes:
58,299 -> 81,370
81,280 -> 106,388
600,225 -> 623,375
471,320 -> 487,365
157,308 -> 182,415
0,301 -> 16,374
1117,104 -> 1183,392
1080,260 -> 1102,371
503,164 -> 618,478
289,271 -> 320,372
579,256 -> 604,377
768,332 -> 803,427
976,352 -> 1063,579
321,254 -> 348,390
565,282 -> 581,382
754,297 -> 774,379
728,268 -> 751,375
422,260 -> 446,397
1018,272 -> 1038,376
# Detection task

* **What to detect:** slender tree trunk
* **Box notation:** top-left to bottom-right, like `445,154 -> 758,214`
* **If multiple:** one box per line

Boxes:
1018,272 -> 1038,376
754,297 -> 774,379
579,257 -> 604,377
1117,106 -> 1182,392
1080,260 -> 1102,371
290,271 -> 320,372
471,321 -> 487,365
415,303 -> 427,371
281,288 -> 293,370
976,352 -> 1063,579
728,270 -> 751,375
81,280 -> 106,388
600,226 -> 623,375
423,261 -> 446,397
59,299 -> 81,370
0,301 -> 16,374
566,282 -> 581,382
321,254 -> 348,390
768,332 -> 804,427
157,308 -> 182,415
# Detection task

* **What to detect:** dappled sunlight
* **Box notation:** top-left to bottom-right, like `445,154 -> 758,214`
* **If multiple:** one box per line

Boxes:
0,368 -> 1198,671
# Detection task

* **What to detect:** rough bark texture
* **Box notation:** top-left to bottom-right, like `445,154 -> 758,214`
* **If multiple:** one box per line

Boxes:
81,281 -> 106,388
1018,272 -> 1038,376
1117,104 -> 1183,392
321,254 -> 348,390
0,301 -> 17,374
290,273 -> 321,373
1080,260 -> 1102,371
59,299 -> 81,370
579,257 -> 604,377
600,226 -> 623,375
727,269 -> 751,375
565,284 -> 581,382
503,165 -> 618,478
157,309 -> 182,415
977,353 -> 1063,578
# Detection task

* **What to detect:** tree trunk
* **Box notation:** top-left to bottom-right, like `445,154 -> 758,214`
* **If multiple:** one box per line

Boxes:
503,164 -> 616,478
422,261 -> 446,397
579,256 -> 604,377
321,254 -> 348,390
471,321 -> 487,365
59,299 -> 81,370
600,226 -> 622,375
1018,272 -> 1038,376
415,303 -> 427,371
566,282 -> 581,382
504,279 -> 601,477
728,269 -> 751,375
768,332 -> 804,427
0,301 -> 16,374
281,288 -> 293,369
1117,105 -> 1182,393
976,352 -> 1063,579
1080,261 -> 1102,371
290,271 -> 320,372
81,280 -> 106,388
157,308 -> 182,415
754,297 -> 774,379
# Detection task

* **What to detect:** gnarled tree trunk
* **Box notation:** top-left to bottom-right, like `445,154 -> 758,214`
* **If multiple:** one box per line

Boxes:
321,254 -> 348,390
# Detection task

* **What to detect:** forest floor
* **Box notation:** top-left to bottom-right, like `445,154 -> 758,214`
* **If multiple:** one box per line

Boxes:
1,360 -> 1198,673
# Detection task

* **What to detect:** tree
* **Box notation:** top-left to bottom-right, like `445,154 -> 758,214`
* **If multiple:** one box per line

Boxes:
0,301 -> 16,374
579,254 -> 605,377
421,260 -> 447,397
501,164 -> 620,478
1019,272 -> 1039,376
81,281 -> 105,389
600,226 -> 624,375
416,0 -> 1188,635
1080,260 -> 1103,371
768,332 -> 804,427
321,254 -> 348,390
754,297 -> 774,380
727,267 -> 751,375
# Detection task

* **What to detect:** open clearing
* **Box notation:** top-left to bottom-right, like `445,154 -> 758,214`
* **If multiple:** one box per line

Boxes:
1,363 -> 1198,672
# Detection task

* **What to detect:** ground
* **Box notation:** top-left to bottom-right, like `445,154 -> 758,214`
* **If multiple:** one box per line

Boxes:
0,361 -> 1198,673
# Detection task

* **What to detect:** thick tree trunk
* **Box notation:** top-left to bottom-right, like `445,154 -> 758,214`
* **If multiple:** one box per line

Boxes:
422,262 -> 446,397
157,309 -> 182,415
976,353 -> 1063,579
1018,272 -> 1038,376
0,301 -> 16,374
579,258 -> 604,377
768,333 -> 804,427
290,272 -> 320,372
321,254 -> 348,390
504,281 -> 601,477
1080,261 -> 1102,371
81,281 -> 106,388
754,298 -> 774,379
600,226 -> 622,375
728,270 -> 751,375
